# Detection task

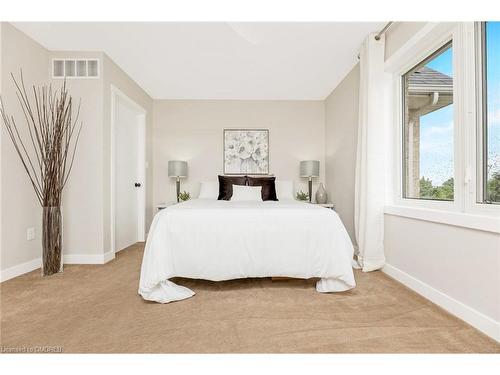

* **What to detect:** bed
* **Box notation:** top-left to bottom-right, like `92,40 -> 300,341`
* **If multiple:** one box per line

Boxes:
138,198 -> 356,303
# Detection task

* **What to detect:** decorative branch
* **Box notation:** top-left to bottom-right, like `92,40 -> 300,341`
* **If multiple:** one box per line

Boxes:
0,70 -> 83,208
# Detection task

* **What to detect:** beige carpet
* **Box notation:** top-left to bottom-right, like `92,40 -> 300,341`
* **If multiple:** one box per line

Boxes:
1,243 -> 498,353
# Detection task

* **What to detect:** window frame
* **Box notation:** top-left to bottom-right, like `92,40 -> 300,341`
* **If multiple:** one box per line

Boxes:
401,41 -> 455,202
389,23 -> 458,212
384,22 -> 499,232
475,21 -> 499,205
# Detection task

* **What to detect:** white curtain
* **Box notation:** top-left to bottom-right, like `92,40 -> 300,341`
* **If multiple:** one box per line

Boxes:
354,33 -> 390,272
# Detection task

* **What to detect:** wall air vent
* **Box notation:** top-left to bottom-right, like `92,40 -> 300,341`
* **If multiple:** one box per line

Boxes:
52,59 -> 99,79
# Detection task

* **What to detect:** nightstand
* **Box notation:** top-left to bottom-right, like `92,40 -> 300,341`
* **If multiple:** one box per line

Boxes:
157,202 -> 177,211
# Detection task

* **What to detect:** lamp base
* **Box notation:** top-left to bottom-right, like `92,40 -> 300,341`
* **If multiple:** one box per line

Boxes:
308,178 -> 312,203
176,178 -> 180,203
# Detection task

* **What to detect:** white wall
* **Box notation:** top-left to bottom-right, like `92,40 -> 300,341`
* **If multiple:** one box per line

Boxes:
50,51 -> 105,258
153,100 -> 325,204
322,22 -> 500,340
48,52 -> 155,258
1,24 -> 153,278
384,23 -> 499,340
1,22 -> 49,274
385,215 -> 500,323
324,64 -> 360,245
384,22 -> 428,60
1,21 -> 2,277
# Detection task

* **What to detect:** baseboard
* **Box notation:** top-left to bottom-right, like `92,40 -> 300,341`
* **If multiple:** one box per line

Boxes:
64,250 -> 115,265
102,250 -> 115,263
1,250 -> 116,283
383,263 -> 500,342
0,258 -> 41,282
63,254 -> 102,264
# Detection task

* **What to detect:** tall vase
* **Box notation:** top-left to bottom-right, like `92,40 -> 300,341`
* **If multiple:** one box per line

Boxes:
42,206 -> 63,276
315,183 -> 328,204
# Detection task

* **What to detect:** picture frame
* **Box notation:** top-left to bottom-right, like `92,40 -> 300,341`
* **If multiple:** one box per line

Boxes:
223,129 -> 269,175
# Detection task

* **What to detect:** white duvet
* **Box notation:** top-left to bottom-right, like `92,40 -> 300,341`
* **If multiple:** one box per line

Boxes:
139,199 -> 356,303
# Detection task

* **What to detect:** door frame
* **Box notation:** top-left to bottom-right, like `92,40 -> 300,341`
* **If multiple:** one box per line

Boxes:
110,85 -> 147,254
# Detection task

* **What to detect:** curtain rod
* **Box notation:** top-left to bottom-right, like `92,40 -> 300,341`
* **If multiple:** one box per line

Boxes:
357,21 -> 393,59
374,21 -> 393,41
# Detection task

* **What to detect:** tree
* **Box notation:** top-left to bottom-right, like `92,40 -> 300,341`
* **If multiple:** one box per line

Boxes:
487,172 -> 500,202
419,177 -> 437,198
419,177 -> 454,200
436,177 -> 454,200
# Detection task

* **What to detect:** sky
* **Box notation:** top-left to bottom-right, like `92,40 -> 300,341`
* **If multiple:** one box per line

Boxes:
417,23 -> 500,186
486,21 -> 500,178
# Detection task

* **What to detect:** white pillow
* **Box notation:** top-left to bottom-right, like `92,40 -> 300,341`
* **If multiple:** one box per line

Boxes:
198,181 -> 219,199
275,180 -> 294,200
231,185 -> 262,201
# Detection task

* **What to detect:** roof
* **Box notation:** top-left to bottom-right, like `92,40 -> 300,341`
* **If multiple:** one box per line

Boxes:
407,66 -> 453,93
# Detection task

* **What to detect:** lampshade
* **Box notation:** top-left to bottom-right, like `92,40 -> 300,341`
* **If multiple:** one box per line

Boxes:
168,160 -> 188,178
300,160 -> 320,177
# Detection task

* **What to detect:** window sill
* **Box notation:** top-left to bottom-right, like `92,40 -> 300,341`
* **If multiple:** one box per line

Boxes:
384,205 -> 500,234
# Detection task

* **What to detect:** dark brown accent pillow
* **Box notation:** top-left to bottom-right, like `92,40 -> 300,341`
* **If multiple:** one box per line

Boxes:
247,176 -> 278,201
217,175 -> 247,200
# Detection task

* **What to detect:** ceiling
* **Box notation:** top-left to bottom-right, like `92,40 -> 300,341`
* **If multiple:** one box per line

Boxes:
13,22 -> 385,100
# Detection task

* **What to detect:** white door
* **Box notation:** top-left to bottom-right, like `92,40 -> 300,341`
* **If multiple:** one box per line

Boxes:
114,95 -> 145,252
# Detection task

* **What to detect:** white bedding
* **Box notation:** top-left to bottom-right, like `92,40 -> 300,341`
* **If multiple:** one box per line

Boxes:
139,199 -> 356,303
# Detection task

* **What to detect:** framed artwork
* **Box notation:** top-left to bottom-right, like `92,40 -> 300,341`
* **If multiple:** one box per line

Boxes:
223,129 -> 269,175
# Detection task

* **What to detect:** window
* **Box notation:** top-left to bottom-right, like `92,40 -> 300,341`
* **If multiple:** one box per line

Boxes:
402,42 -> 454,201
389,23 -> 499,230
478,22 -> 500,204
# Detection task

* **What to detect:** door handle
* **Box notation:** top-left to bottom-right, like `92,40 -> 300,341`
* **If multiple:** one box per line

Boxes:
135,182 -> 141,187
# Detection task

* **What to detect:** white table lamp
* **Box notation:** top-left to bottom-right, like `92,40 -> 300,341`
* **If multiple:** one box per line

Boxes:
168,160 -> 188,202
300,160 -> 320,203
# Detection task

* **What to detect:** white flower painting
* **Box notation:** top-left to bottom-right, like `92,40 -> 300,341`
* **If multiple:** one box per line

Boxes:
224,129 -> 269,175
